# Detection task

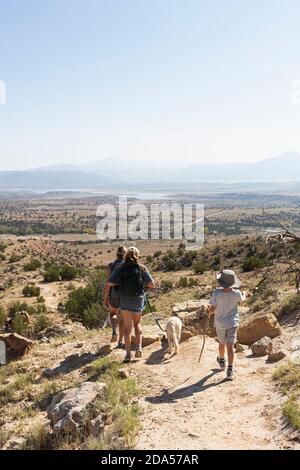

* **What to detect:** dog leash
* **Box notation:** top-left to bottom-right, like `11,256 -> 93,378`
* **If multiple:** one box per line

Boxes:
145,295 -> 166,333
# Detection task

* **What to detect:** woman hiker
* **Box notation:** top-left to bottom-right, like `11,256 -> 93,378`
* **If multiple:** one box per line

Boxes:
107,246 -> 155,363
104,245 -> 127,348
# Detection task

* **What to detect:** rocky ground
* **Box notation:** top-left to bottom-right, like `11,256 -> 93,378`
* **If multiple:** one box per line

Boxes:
0,234 -> 300,450
0,303 -> 299,450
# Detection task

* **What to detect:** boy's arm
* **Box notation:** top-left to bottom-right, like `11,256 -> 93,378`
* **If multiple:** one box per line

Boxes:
207,290 -> 217,315
239,290 -> 246,302
207,304 -> 216,316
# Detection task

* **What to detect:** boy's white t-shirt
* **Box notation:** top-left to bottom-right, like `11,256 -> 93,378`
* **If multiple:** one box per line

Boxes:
210,288 -> 244,329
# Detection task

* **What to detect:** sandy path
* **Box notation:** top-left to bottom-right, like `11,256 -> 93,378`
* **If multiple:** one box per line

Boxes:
128,335 -> 292,450
37,282 -> 61,310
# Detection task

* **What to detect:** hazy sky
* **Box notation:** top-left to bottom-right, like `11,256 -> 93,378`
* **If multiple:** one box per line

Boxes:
1,0 -> 300,170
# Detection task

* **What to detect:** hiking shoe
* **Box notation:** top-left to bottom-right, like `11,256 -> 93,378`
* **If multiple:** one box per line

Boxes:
116,342 -> 125,349
123,353 -> 132,363
111,331 -> 118,343
217,356 -> 226,370
226,366 -> 235,380
135,347 -> 142,358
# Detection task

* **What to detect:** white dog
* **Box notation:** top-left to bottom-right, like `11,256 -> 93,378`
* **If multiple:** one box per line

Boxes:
166,316 -> 182,354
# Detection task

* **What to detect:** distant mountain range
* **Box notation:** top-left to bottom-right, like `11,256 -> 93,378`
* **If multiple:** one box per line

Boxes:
0,152 -> 300,190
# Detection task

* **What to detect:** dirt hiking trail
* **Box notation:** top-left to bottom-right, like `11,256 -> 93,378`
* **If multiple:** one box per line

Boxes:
121,334 -> 298,450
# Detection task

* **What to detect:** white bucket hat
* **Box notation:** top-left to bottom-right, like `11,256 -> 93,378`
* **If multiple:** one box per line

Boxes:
217,269 -> 241,289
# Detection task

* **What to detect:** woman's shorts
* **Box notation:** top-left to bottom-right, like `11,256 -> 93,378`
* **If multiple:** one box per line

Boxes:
109,290 -> 120,309
120,309 -> 143,315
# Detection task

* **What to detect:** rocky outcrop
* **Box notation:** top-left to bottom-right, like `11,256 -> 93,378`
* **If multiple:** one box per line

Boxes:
173,300 -> 214,340
0,332 -> 33,359
251,336 -> 273,357
237,314 -> 281,346
47,382 -> 107,436
173,300 -> 208,314
37,322 -> 86,340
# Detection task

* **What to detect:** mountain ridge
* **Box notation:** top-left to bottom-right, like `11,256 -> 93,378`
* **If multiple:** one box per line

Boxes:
0,152 -> 300,189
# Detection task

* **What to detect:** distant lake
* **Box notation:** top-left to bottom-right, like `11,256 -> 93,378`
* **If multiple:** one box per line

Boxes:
123,192 -> 171,200
32,189 -> 172,200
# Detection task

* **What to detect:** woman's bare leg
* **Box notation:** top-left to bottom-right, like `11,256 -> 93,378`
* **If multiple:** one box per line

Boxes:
132,313 -> 142,350
122,310 -> 133,355
118,309 -> 125,343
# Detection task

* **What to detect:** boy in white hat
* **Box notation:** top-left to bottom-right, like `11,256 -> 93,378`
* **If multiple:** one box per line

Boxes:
207,269 -> 245,380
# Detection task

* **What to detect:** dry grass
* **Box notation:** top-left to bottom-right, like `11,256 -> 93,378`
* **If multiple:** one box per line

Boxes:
276,294 -> 300,320
273,361 -> 300,431
84,357 -> 141,450
23,422 -> 50,450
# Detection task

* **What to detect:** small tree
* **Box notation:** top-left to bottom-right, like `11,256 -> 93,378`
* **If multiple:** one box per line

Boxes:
161,279 -> 173,291
176,276 -> 189,288
64,269 -> 107,328
11,314 -> 29,336
193,260 -> 208,274
60,264 -> 79,281
34,315 -> 52,335
24,259 -> 41,272
23,284 -> 41,297
242,256 -> 266,272
44,266 -> 61,282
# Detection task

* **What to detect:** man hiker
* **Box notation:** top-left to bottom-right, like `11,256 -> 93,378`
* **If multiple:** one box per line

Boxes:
107,246 -> 155,363
207,269 -> 245,380
104,245 -> 127,347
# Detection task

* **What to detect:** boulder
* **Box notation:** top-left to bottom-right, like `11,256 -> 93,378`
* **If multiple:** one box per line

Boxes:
98,344 -> 113,356
118,368 -> 129,379
267,349 -> 286,363
235,343 -> 246,353
37,322 -> 86,340
173,300 -> 207,313
251,336 -> 273,357
0,333 -> 33,359
197,285 -> 213,299
47,381 -> 107,436
175,301 -> 214,338
37,325 -> 70,339
88,414 -> 105,437
238,314 -> 281,346
180,330 -> 195,342
131,335 -> 160,348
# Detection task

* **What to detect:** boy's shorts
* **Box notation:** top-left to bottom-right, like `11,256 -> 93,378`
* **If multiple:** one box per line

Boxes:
216,326 -> 238,345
